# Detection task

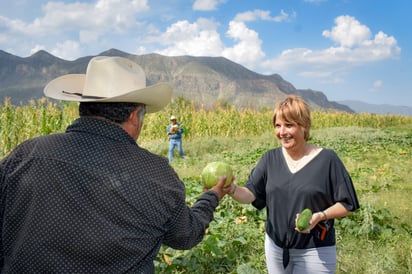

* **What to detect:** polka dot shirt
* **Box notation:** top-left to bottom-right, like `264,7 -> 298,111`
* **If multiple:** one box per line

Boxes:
0,117 -> 219,273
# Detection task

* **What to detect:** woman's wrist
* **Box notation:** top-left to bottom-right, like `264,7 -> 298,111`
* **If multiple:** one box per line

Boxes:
320,210 -> 328,220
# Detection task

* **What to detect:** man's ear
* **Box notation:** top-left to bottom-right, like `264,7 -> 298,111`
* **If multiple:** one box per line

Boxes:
128,108 -> 140,127
123,108 -> 144,141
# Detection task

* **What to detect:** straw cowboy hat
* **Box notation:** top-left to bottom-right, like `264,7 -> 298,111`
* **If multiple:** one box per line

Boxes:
44,56 -> 172,113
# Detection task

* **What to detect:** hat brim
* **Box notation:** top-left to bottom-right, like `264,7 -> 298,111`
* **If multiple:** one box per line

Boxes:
44,74 -> 172,113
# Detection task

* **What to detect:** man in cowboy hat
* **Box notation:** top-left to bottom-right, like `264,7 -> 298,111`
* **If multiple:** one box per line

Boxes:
167,115 -> 185,162
0,56 -> 232,273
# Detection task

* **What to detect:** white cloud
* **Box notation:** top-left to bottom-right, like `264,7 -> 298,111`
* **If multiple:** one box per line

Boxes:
221,21 -> 265,69
154,19 -> 225,56
39,0 -> 148,33
151,8 -> 292,70
148,15 -> 266,70
322,15 -> 371,47
261,15 -> 400,79
79,30 -> 101,44
234,9 -> 293,22
0,0 -> 150,57
50,40 -> 82,60
193,0 -> 226,11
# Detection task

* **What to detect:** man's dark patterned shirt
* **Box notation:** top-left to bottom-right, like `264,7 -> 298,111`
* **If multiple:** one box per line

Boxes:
0,117 -> 219,273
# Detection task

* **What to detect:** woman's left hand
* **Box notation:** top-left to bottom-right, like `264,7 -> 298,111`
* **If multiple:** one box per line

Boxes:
294,212 -> 325,233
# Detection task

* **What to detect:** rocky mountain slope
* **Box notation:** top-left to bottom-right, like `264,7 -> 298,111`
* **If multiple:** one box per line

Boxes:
0,48 -> 353,112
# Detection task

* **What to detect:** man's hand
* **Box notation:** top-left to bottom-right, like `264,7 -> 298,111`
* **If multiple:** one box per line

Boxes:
208,176 -> 235,200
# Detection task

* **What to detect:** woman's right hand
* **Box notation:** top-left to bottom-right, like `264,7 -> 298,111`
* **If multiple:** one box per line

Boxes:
209,176 -> 235,200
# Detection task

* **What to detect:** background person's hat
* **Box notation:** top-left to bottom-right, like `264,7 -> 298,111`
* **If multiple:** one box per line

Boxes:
43,56 -> 172,113
170,115 -> 177,120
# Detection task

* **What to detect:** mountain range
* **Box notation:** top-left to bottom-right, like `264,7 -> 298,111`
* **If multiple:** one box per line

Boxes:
0,48 -> 410,116
338,100 -> 412,116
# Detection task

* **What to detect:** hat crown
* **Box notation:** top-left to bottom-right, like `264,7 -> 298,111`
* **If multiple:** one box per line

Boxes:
83,56 -> 146,98
43,56 -> 173,113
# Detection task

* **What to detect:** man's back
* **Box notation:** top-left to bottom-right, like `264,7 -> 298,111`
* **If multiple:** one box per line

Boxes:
0,118 -> 188,273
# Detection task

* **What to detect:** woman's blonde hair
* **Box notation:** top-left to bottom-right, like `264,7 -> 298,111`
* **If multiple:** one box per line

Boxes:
272,95 -> 311,141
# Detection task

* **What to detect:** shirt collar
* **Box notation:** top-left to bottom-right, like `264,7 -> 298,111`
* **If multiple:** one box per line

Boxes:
66,117 -> 137,145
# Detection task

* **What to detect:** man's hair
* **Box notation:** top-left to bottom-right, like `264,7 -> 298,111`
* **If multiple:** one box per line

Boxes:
79,102 -> 144,123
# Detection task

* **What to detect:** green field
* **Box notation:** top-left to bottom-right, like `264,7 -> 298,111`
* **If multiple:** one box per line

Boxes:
1,97 -> 412,273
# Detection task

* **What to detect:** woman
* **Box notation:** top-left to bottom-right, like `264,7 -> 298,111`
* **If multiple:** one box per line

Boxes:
228,95 -> 359,273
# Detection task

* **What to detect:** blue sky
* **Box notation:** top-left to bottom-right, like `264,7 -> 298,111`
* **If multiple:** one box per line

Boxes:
0,0 -> 411,106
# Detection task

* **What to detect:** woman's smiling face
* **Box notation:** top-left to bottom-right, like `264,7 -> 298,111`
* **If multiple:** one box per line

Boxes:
274,117 -> 306,150
272,96 -> 311,146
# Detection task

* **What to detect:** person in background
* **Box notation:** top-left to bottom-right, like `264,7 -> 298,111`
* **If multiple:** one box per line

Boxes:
167,115 -> 184,162
227,95 -> 359,273
0,56 -> 232,273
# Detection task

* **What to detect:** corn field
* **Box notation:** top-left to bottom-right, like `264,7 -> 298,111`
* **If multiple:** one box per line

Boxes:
1,96 -> 412,158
